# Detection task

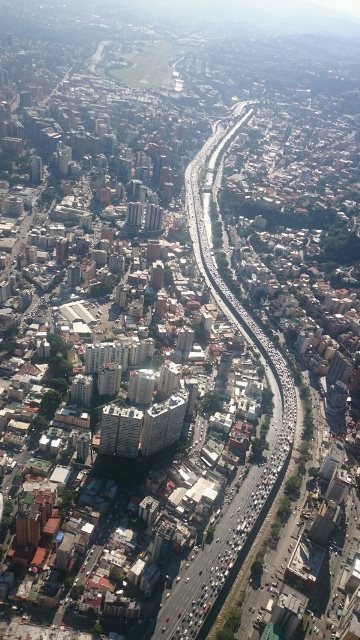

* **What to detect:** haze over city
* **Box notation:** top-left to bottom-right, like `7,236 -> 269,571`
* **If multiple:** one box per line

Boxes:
0,2 -> 359,640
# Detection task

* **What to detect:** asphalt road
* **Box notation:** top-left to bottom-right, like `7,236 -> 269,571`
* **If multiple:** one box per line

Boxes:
150,103 -> 300,640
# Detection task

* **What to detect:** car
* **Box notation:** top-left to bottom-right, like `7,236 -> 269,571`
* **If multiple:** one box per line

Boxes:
166,593 -> 170,599
186,577 -> 190,583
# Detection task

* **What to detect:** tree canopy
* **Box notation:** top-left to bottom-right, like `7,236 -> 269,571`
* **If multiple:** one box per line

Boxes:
48,377 -> 69,397
40,389 -> 62,417
32,415 -> 49,432
47,333 -> 67,357
70,585 -> 85,600
48,355 -> 72,380
201,391 -> 222,415
285,476 -> 302,501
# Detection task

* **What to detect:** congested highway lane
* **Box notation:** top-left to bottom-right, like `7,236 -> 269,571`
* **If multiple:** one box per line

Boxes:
151,102 -> 299,640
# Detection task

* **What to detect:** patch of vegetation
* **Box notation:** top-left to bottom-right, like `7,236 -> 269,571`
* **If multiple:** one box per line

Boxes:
40,389 -> 62,417
284,476 -> 302,501
201,391 -> 222,415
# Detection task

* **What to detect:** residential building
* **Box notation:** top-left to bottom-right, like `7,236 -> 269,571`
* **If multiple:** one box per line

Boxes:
99,405 -> 143,458
308,500 -> 340,546
144,203 -> 163,231
30,155 -> 43,185
85,342 -> 129,374
77,433 -> 90,463
138,496 -> 160,526
55,237 -> 69,265
126,201 -> 144,227
175,328 -> 194,360
71,374 -> 93,408
128,369 -> 155,405
150,260 -> 164,290
141,392 -> 188,457
97,363 -> 122,397
158,361 -> 181,398
67,263 -> 81,288
327,350 -> 353,386
16,491 -> 53,547
339,586 -> 360,640
325,469 -> 352,504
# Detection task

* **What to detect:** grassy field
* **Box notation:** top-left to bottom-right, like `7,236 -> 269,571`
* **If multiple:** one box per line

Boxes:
108,41 -> 175,89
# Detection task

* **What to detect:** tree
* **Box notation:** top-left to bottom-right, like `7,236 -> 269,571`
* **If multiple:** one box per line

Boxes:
48,378 -> 69,397
90,283 -> 112,298
206,525 -> 216,543
48,356 -> 72,380
308,467 -> 319,478
277,497 -> 292,524
64,576 -> 74,590
91,622 -> 103,637
163,265 -> 174,288
251,438 -> 269,461
109,566 -> 124,583
1,501 -> 13,528
250,559 -> 263,580
203,361 -> 213,374
261,387 -> 274,415
60,490 -> 77,520
40,389 -> 62,417
216,630 -> 235,640
47,333 -> 67,357
225,607 -> 242,632
12,474 -> 22,488
32,415 -> 49,432
201,392 -> 222,415
70,585 -> 85,600
285,476 -> 302,501
257,364 -> 265,380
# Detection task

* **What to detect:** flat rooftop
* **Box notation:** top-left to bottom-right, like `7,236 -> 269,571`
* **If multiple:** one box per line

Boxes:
287,534 -> 325,584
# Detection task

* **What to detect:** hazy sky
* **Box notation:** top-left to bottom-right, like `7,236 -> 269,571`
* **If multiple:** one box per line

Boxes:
131,0 -> 360,36
121,0 -> 360,32
312,0 -> 360,18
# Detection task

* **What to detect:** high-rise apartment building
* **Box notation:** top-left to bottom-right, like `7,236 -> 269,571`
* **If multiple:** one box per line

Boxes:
141,392 -> 188,457
16,491 -> 53,547
150,260 -> 164,290
77,433 -> 90,463
30,155 -> 43,185
184,378 -> 199,416
114,283 -> 130,307
338,585 -> 360,640
97,363 -> 122,397
67,263 -> 81,288
100,405 -> 143,458
85,342 -> 129,374
158,361 -> 181,398
144,204 -> 163,231
128,369 -> 155,405
70,374 -> 93,408
327,350 -> 353,386
55,237 -> 69,265
175,328 -> 194,360
126,201 -> 144,228
216,351 -> 233,382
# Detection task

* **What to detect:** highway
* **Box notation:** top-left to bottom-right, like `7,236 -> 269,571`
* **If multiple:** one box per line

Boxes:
150,103 -> 301,640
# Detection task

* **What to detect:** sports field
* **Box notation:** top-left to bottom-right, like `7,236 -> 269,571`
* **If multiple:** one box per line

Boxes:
108,41 -> 175,89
